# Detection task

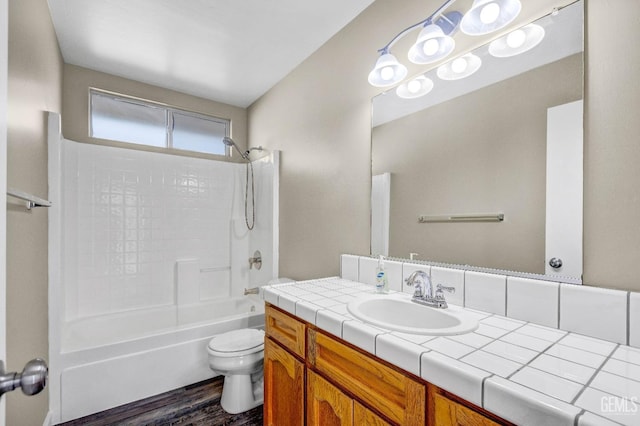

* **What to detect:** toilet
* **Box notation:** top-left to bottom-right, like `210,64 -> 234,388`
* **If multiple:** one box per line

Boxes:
207,328 -> 265,414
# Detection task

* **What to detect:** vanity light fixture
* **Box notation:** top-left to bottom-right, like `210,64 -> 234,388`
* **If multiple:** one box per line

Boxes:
396,75 -> 434,99
368,51 -> 408,87
408,12 -> 462,65
460,0 -> 522,35
437,53 -> 482,80
367,0 -> 522,88
488,23 -> 545,57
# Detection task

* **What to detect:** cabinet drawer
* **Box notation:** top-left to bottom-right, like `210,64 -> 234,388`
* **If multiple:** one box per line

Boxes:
307,328 -> 425,425
265,304 -> 306,358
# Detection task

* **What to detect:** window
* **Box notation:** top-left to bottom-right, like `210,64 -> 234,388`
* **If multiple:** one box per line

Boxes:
90,89 -> 230,156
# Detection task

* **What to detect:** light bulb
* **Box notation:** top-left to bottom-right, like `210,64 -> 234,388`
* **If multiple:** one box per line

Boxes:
506,29 -> 526,48
480,2 -> 500,24
407,79 -> 422,94
422,38 -> 440,56
451,57 -> 468,74
380,66 -> 395,81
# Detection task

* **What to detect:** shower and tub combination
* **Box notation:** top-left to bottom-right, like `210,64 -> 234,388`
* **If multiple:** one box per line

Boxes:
46,113 -> 280,423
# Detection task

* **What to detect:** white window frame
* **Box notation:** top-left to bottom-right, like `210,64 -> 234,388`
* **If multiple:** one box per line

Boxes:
89,88 -> 231,156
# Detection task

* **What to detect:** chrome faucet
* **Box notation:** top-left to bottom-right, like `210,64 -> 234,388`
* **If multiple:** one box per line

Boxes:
405,270 -> 455,309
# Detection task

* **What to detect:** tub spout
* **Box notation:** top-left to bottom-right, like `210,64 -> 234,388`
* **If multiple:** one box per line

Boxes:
244,287 -> 259,295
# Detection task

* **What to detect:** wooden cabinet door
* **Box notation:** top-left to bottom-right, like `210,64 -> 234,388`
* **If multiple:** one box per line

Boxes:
354,401 -> 392,426
307,370 -> 353,426
264,337 -> 305,426
432,392 -> 500,426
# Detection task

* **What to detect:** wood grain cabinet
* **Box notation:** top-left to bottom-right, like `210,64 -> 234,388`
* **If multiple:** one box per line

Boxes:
307,369 -> 391,426
264,304 -> 510,426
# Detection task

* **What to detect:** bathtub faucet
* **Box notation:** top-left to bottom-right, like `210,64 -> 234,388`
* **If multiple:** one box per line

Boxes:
244,287 -> 259,295
249,250 -> 262,270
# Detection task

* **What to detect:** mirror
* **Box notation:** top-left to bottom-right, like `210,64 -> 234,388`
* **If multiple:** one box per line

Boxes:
371,1 -> 583,281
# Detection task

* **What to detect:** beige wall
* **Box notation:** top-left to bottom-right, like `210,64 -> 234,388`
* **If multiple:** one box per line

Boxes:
373,54 -> 582,274
62,64 -> 248,157
583,0 -> 640,291
247,0 -> 419,279
6,0 -> 63,424
250,0 -> 640,291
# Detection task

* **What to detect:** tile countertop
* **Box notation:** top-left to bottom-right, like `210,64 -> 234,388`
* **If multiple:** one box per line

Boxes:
261,277 -> 640,426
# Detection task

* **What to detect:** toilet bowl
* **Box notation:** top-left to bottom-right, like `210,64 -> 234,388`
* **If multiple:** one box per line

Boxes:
207,328 -> 265,414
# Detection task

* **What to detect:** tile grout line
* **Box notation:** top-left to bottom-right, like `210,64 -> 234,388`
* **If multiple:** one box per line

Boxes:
569,343 -> 619,405
627,291 -> 631,346
557,282 -> 561,329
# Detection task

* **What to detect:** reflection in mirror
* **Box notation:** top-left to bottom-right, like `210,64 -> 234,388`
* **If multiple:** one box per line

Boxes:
371,1 -> 583,281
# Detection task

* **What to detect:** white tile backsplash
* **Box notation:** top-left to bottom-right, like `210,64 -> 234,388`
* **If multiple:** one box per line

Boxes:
507,277 -> 559,328
384,260 -> 404,292
560,284 -> 628,344
430,266 -> 464,306
340,254 -> 359,281
464,271 -> 506,315
358,257 -> 379,286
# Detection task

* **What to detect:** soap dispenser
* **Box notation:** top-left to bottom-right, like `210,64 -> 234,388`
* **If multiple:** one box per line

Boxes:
375,255 -> 389,293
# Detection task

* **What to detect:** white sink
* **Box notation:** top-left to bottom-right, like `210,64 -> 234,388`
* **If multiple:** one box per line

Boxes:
347,294 -> 478,335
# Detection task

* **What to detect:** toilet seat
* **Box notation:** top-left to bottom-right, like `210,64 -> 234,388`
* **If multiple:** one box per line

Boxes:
207,329 -> 264,358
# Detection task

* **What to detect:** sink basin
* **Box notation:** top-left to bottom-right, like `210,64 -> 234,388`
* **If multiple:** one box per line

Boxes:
347,294 -> 478,335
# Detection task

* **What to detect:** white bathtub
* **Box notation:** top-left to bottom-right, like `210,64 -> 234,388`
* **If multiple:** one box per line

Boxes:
57,295 -> 265,422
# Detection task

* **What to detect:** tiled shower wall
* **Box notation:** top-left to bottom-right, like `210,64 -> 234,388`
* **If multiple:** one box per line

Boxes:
61,140 -> 246,320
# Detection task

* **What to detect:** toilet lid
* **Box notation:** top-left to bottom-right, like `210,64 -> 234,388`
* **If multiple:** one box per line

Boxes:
208,328 -> 264,354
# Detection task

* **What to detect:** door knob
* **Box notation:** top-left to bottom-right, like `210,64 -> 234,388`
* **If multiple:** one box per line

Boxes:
549,257 -> 563,269
0,358 -> 48,398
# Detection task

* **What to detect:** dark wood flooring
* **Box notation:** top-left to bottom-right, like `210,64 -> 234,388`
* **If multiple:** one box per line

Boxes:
57,377 -> 263,426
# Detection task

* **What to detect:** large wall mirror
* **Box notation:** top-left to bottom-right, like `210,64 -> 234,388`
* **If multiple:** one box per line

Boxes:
371,1 -> 583,282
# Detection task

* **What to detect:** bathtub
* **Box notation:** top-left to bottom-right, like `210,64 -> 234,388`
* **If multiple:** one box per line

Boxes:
56,295 -> 265,422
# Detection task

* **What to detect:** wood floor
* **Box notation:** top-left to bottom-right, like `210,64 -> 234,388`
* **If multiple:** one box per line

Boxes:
58,377 -> 263,426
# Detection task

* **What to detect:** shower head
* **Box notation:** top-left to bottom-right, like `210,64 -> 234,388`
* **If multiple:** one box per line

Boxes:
222,137 -> 249,160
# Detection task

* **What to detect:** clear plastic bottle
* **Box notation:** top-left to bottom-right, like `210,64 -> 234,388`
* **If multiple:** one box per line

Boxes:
375,255 -> 389,293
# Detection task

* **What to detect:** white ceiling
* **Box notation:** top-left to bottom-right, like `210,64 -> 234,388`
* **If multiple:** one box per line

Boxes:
47,0 -> 374,107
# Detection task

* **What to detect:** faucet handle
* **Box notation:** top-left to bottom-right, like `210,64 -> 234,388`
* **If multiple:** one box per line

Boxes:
435,284 -> 455,302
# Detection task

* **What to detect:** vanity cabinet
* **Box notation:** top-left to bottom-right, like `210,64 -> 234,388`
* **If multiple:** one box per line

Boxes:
264,304 -> 510,426
264,307 -> 306,426
307,369 -> 390,426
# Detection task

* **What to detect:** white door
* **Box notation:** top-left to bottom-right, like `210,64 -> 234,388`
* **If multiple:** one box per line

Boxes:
545,100 -> 583,279
1,0 -> 8,424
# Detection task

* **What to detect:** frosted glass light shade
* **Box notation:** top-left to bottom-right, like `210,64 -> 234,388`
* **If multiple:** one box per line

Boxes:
488,24 -> 545,57
437,53 -> 482,80
368,52 -> 408,87
408,24 -> 455,64
460,0 -> 522,36
396,75 -> 434,99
